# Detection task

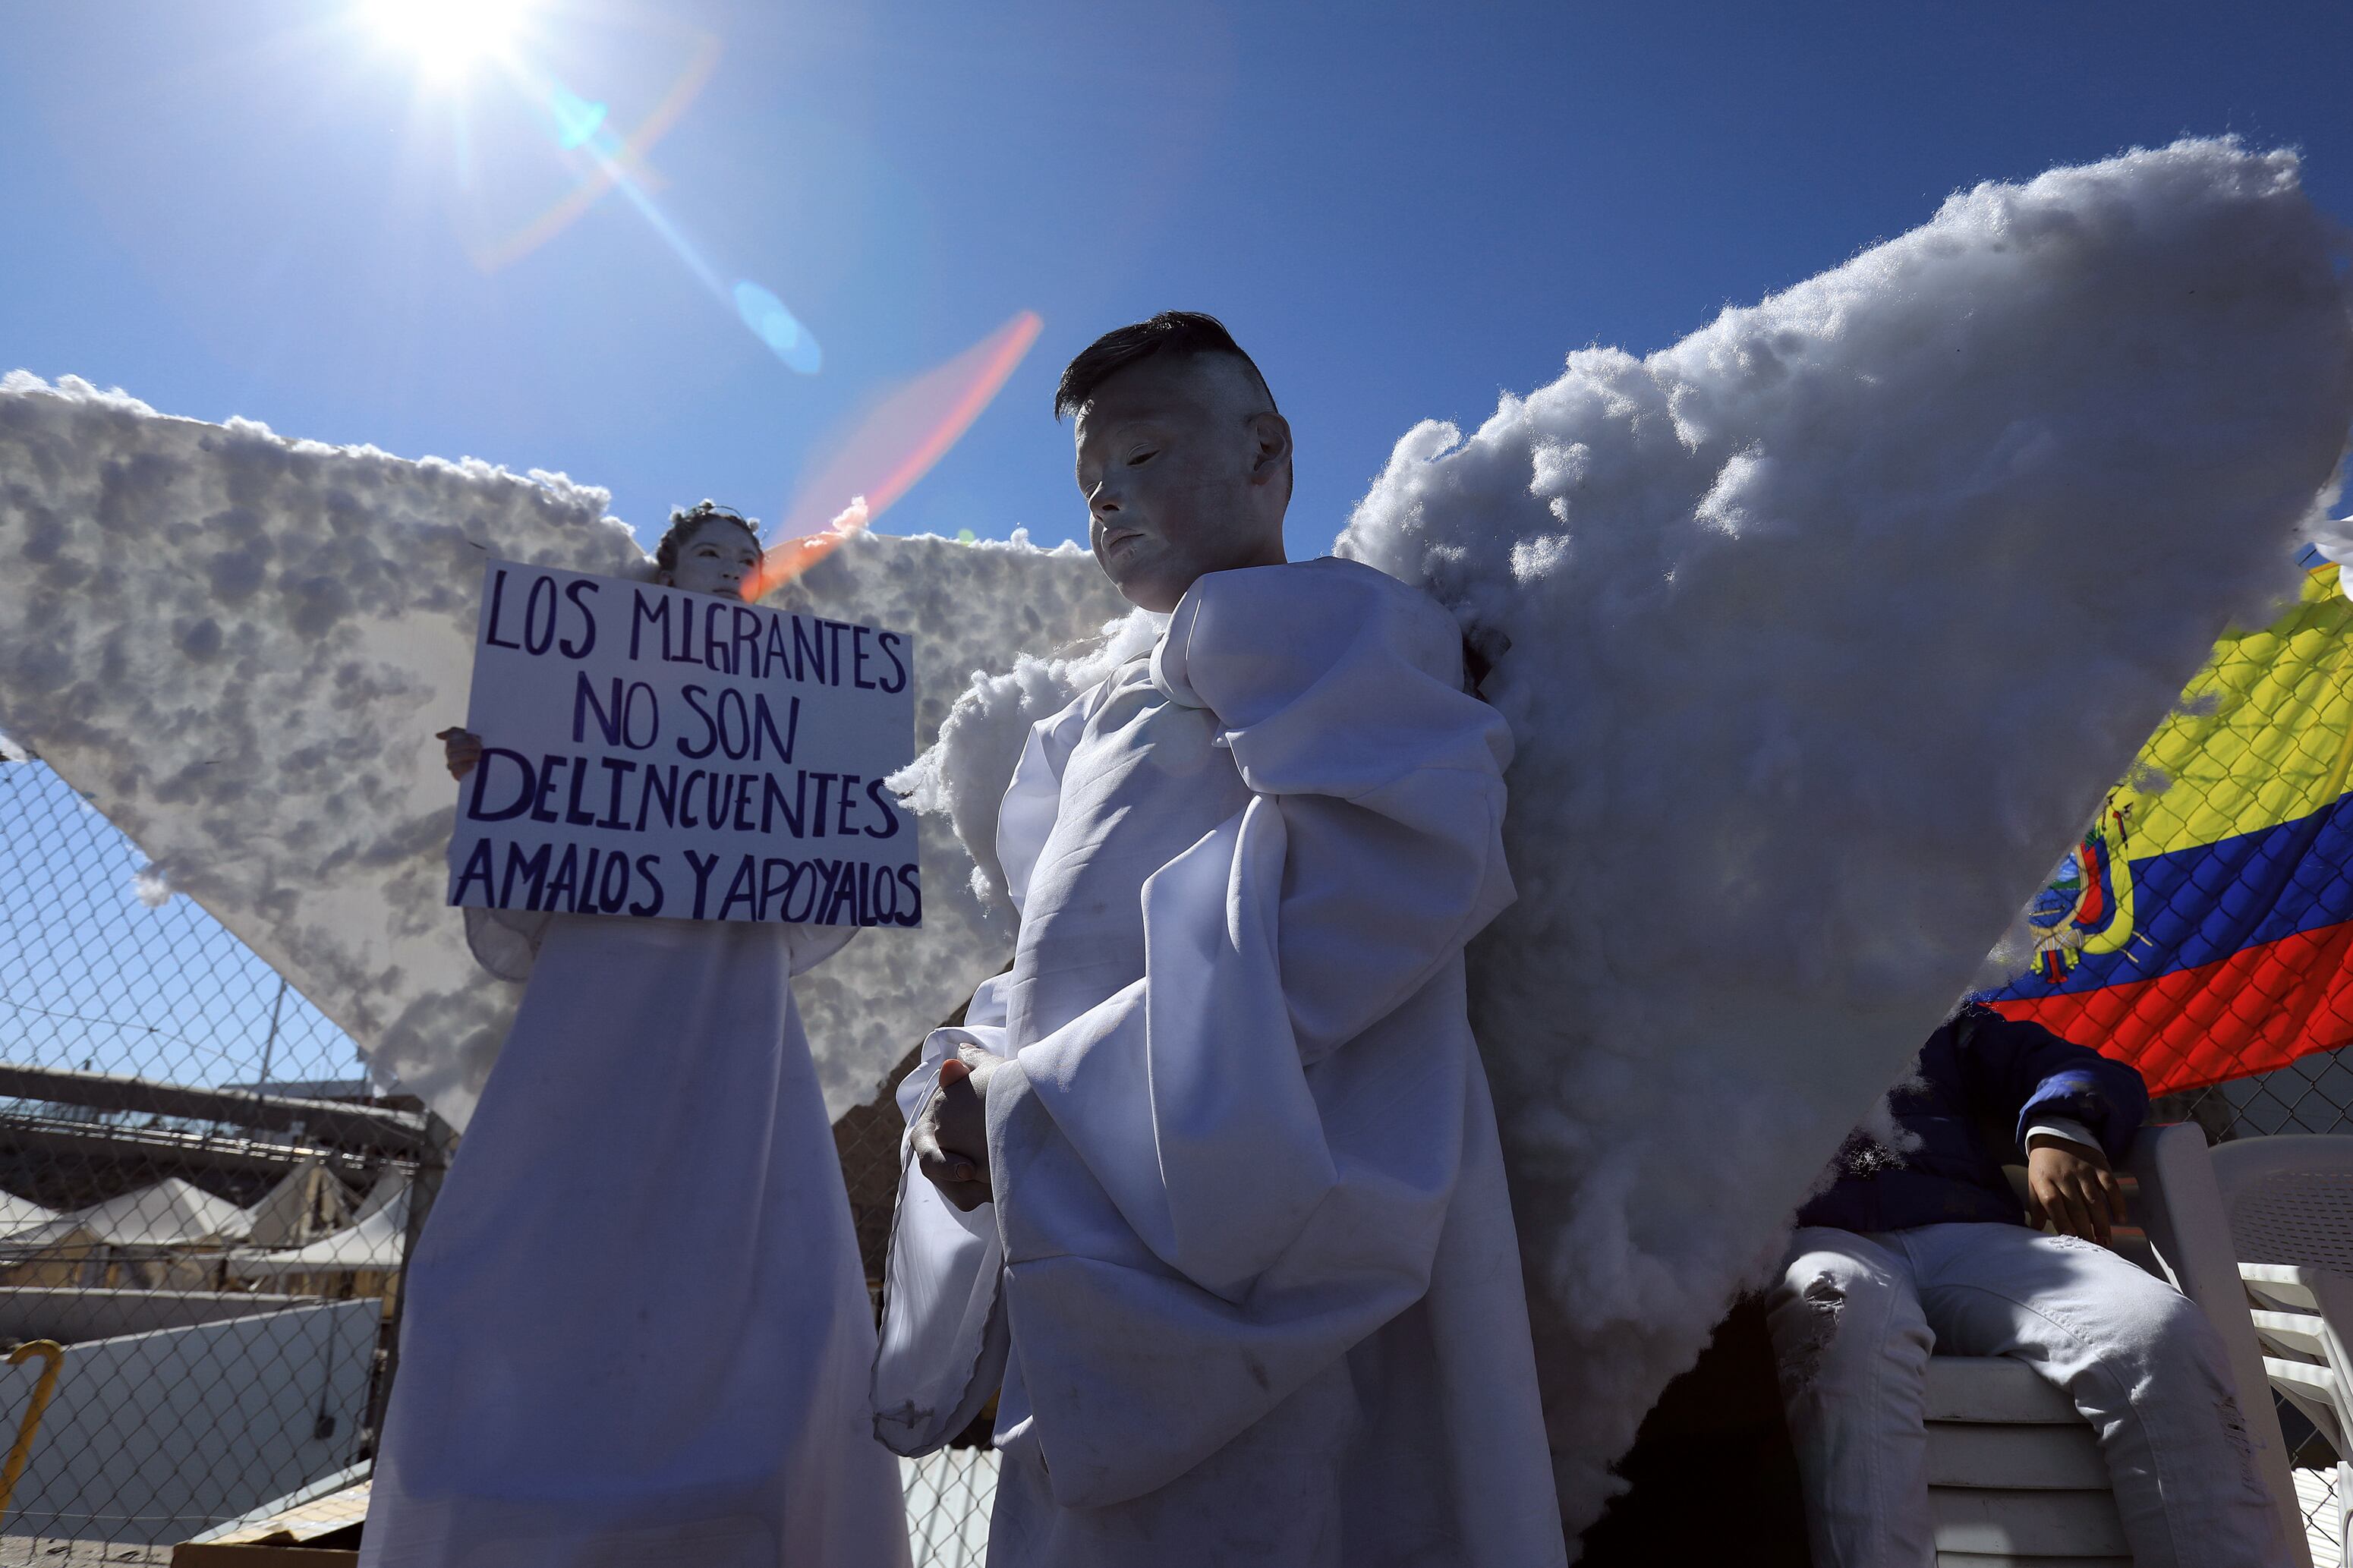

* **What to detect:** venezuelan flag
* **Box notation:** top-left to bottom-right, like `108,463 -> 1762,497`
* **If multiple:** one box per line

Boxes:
1983,556 -> 2353,1096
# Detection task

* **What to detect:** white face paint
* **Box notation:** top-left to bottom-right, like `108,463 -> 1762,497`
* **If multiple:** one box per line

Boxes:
661,517 -> 761,599
1073,354 -> 1291,613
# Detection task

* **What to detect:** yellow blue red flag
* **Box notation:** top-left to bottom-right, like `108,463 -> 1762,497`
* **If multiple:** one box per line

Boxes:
1984,553 -> 2353,1095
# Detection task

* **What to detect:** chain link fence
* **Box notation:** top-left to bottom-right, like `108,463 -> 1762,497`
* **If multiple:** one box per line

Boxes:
11,565 -> 2353,1563
0,751 -> 1001,1564
0,757 -> 405,1564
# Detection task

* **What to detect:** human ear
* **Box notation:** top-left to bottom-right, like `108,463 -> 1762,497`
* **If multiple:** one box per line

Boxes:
1246,411 -> 1292,486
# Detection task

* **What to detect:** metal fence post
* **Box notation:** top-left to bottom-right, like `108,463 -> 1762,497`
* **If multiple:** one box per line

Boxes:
363,1112 -> 454,1461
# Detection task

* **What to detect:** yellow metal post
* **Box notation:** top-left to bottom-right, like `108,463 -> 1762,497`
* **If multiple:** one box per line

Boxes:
0,1340 -> 64,1527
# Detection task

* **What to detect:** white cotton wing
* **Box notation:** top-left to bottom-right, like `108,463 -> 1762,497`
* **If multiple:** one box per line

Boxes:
898,137 -> 2353,1540
0,374 -> 1127,1127
1333,138 -> 2353,1532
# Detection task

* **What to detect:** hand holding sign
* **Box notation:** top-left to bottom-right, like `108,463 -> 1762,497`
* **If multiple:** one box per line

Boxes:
439,728 -> 484,780
445,562 -> 919,928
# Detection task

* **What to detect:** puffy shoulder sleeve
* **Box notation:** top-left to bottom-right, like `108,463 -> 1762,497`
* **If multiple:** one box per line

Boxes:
1147,558 -> 1517,1061
1152,556 -> 1514,795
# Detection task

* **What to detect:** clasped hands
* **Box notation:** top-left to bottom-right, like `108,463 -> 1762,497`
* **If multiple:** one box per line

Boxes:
911,1042 -> 1009,1213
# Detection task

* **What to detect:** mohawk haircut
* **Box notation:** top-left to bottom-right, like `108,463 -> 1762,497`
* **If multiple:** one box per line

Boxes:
1054,311 -> 1277,421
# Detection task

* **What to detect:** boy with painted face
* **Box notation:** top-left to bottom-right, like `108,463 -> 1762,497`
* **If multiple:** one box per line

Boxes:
874,316 -> 1567,1566
364,503 -> 910,1568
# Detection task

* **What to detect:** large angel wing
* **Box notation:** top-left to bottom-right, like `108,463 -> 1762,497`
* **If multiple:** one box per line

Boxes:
0,376 -> 1127,1127
907,139 -> 2353,1536
1339,139 -> 2353,1533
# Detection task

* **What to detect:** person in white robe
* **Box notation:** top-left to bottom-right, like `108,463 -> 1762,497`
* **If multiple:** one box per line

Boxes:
874,313 -> 1565,1566
362,505 -> 911,1568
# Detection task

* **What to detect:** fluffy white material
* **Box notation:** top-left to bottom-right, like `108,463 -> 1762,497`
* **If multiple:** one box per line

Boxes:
890,607 -> 1161,908
1339,137 -> 2351,1535
908,140 -> 2353,1538
5,130 -> 2349,1549
0,374 -> 1126,1126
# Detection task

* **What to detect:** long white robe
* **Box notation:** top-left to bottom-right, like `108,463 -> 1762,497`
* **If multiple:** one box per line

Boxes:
874,558 -> 1566,1566
361,913 -> 911,1568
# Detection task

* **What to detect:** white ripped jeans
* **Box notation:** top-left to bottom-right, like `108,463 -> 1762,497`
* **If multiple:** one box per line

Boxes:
1766,1223 -> 2293,1568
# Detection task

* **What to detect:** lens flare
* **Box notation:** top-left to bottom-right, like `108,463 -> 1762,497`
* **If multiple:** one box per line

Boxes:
745,502 -> 871,600
506,65 -> 817,376
734,282 -> 823,375
547,86 -> 607,150
745,312 -> 1044,598
465,30 -> 720,273
773,310 -> 1044,542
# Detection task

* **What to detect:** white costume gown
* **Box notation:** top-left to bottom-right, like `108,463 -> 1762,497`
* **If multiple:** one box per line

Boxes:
874,558 -> 1567,1566
361,912 -> 912,1568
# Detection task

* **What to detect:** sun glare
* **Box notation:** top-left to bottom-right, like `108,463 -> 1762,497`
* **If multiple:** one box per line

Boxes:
362,0 -> 532,80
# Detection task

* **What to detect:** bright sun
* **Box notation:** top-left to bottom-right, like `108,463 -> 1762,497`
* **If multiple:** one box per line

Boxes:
361,0 -> 532,80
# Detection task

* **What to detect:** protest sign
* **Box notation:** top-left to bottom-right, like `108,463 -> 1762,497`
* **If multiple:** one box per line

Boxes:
445,561 -> 919,927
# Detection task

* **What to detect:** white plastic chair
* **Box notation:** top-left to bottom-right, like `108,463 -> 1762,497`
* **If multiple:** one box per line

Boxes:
2127,1122 -> 2317,1563
1917,1122 -> 2313,1567
1923,1354 -> 2132,1565
2207,1134 -> 2353,1567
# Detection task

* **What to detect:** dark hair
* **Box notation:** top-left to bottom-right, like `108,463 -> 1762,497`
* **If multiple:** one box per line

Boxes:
656,501 -> 760,575
1054,311 -> 1277,421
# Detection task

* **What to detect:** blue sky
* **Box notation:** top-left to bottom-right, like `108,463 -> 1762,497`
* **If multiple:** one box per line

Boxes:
1,0 -> 2348,1094
6,0 -> 2348,564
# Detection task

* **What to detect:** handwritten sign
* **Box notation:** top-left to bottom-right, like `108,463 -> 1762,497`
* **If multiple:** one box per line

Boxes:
445,562 -> 919,927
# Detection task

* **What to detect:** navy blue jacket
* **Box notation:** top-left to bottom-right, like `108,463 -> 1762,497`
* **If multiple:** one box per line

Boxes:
1797,1004 -> 2150,1233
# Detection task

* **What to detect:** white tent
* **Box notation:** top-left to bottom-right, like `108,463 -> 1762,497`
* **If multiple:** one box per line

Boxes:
5,1177 -> 252,1251
228,1176 -> 409,1282
242,1160 -> 351,1251
0,1191 -> 61,1240
347,1168 -> 404,1226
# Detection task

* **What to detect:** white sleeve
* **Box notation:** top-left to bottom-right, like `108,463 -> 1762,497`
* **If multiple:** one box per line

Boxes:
462,905 -> 552,982
869,674 -> 1081,1455
870,688 -> 1091,1453
870,968 -> 1016,1455
2025,1116 -> 2105,1157
782,922 -> 857,976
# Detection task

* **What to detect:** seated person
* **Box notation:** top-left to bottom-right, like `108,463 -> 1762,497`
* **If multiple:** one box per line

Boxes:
1768,1002 -> 2292,1568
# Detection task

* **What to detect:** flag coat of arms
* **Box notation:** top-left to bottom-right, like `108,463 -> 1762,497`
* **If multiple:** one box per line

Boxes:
1986,556 -> 2353,1095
